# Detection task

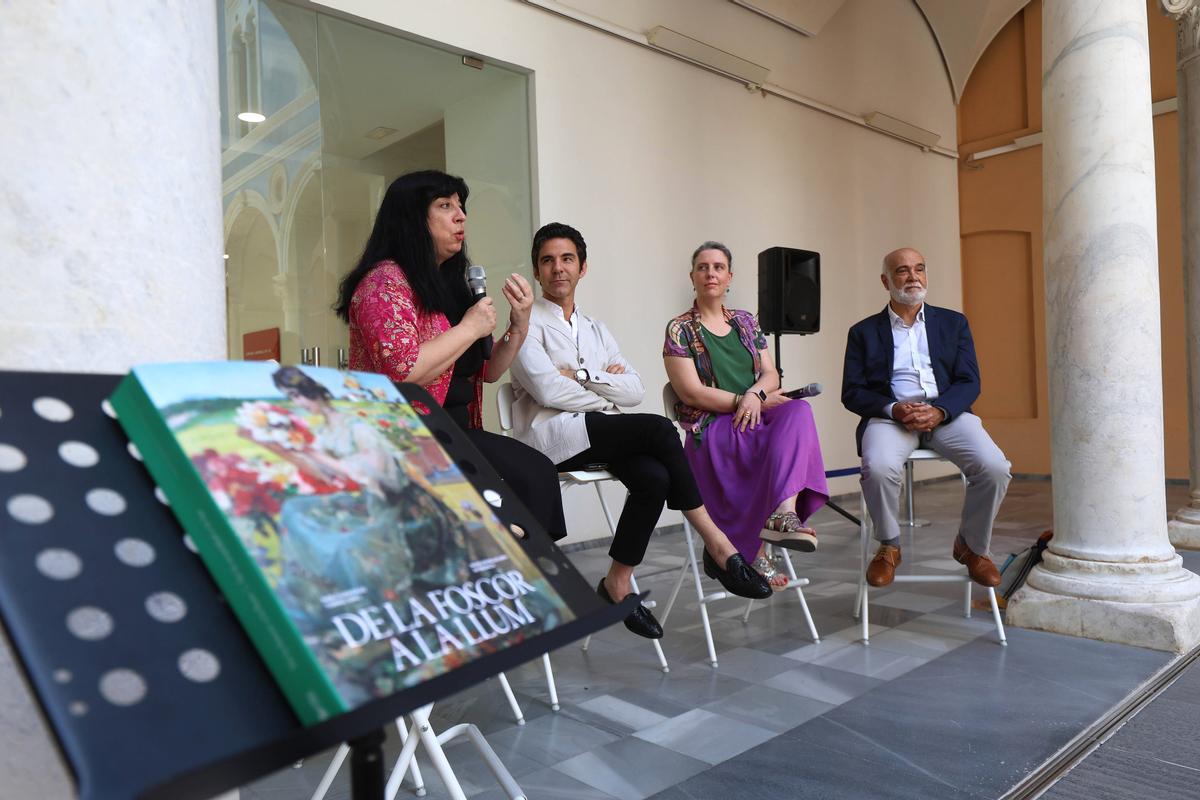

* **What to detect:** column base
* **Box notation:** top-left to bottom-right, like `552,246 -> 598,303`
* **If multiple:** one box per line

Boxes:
1169,505 -> 1200,549
1007,584 -> 1200,652
1008,550 -> 1200,652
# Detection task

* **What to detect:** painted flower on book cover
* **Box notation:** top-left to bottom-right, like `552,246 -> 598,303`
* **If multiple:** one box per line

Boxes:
235,401 -> 316,450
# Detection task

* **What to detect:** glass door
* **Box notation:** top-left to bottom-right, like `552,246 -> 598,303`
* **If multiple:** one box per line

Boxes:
218,0 -> 534,427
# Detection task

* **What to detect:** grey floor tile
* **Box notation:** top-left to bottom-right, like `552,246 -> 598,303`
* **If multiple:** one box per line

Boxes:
1096,692 -> 1200,769
570,693 -> 671,734
870,588 -> 959,613
600,684 -> 698,719
486,712 -> 621,768
471,766 -> 622,800
1042,745 -> 1200,800
704,646 -> 812,681
242,480 -> 1180,800
861,626 -> 971,659
631,662 -> 757,708
651,729 -> 982,800
806,642 -> 930,680
760,662 -> 885,704
554,738 -> 709,800
633,708 -> 776,764
700,682 -> 835,733
779,637 -> 857,663
436,737 -> 544,794
791,632 -> 1170,797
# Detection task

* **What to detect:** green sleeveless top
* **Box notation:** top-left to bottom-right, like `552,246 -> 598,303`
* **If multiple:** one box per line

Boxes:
696,325 -> 756,441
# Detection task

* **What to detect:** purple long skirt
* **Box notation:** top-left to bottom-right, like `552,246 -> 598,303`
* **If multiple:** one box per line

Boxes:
684,399 -> 829,561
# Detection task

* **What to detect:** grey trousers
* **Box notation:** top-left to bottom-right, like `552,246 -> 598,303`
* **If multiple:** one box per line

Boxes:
860,413 -> 1011,555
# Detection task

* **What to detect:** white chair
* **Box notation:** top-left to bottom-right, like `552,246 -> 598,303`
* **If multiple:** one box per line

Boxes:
310,692 -> 531,800
853,448 -> 1006,646
658,383 -> 819,668
497,384 -> 669,675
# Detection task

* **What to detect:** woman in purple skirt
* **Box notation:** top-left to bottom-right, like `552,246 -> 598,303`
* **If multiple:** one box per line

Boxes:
664,241 -> 829,588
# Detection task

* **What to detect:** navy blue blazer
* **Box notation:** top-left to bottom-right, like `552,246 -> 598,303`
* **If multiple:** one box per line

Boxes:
841,304 -> 981,454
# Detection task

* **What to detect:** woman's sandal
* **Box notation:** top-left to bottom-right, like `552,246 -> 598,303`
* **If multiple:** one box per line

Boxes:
759,511 -> 818,553
752,554 -> 789,591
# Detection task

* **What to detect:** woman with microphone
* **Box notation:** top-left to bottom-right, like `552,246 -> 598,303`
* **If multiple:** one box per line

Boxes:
663,241 -> 829,587
334,170 -> 567,541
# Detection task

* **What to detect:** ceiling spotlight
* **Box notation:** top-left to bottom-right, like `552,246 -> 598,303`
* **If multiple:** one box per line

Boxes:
237,111 -> 266,124
223,253 -> 230,260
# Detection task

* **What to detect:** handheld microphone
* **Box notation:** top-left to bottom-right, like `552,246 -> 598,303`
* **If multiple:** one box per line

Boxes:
783,382 -> 822,400
466,265 -> 494,359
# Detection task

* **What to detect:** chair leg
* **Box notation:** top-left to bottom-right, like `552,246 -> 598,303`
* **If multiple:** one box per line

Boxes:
388,717 -> 426,799
651,638 -> 670,673
410,706 -> 470,800
661,560 -> 690,625
581,634 -> 591,652
445,723 -> 527,800
963,581 -> 972,618
854,491 -> 869,620
593,482 -> 620,536
631,573 -> 669,672
987,587 -> 1008,646
779,548 -> 819,643
542,653 -> 559,711
904,459 -> 915,528
496,672 -> 525,725
682,520 -> 719,668
310,743 -> 349,800
592,483 -> 667,670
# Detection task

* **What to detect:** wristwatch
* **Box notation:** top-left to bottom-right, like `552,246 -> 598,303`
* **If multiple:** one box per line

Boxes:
753,388 -> 767,403
574,368 -> 591,385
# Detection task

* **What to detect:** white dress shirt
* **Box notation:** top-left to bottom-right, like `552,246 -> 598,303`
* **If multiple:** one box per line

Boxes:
885,303 -> 939,419
509,297 -> 645,464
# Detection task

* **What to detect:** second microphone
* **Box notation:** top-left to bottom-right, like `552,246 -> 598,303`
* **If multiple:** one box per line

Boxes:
466,264 -> 494,359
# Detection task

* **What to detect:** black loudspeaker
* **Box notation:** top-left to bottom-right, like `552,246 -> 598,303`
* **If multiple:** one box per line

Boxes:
758,246 -> 820,334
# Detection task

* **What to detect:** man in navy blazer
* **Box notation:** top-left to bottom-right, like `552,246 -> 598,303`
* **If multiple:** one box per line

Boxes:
842,247 -> 1010,588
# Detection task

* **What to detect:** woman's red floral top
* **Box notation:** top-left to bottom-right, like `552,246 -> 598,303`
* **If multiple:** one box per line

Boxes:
348,260 -> 484,428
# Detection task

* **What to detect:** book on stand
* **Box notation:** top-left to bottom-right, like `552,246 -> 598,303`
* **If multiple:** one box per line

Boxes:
111,362 -> 575,725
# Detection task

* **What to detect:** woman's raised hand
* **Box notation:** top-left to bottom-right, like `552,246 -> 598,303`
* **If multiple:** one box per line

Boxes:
461,296 -> 497,339
502,272 -> 534,332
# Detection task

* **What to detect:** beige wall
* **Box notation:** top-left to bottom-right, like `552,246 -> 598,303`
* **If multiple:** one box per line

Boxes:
310,0 -> 964,542
958,0 -> 1188,480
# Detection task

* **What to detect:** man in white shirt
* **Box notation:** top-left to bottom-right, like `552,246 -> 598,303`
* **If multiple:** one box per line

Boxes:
510,223 -> 770,639
841,247 -> 1011,588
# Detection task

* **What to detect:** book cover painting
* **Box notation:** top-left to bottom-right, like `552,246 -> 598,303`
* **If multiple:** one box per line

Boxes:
127,362 -> 573,718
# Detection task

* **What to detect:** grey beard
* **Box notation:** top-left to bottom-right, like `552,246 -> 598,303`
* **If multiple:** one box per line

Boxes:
890,285 -> 926,306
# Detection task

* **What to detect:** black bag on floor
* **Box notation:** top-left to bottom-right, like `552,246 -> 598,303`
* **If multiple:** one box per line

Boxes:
997,530 -> 1053,606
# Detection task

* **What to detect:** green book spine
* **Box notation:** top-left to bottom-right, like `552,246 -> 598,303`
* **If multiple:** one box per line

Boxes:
111,373 -> 345,725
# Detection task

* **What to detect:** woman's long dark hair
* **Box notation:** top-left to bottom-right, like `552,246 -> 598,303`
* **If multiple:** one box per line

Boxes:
334,170 -> 471,322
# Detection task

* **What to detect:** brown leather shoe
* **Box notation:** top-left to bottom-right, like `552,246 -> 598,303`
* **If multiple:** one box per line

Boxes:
866,544 -> 901,587
953,538 -> 1001,587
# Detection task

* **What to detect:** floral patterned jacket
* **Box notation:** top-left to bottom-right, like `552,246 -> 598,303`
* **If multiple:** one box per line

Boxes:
662,304 -> 766,434
348,261 -> 484,429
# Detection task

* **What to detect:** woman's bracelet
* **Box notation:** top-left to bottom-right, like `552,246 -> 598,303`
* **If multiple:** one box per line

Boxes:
733,392 -> 742,410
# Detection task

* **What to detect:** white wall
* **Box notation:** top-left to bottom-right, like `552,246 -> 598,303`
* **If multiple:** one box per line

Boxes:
0,2 -> 226,373
310,0 -> 964,544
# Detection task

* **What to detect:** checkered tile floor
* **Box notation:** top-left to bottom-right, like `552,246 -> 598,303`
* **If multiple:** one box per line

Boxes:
242,479 -> 1190,800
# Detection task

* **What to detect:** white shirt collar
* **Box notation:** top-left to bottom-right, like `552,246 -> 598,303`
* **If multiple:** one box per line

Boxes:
538,296 -> 580,341
887,302 -> 925,328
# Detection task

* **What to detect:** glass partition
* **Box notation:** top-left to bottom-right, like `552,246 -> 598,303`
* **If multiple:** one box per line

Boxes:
218,0 -> 533,414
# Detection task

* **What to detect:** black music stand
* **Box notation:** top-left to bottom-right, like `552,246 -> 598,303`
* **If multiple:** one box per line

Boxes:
0,371 -> 634,800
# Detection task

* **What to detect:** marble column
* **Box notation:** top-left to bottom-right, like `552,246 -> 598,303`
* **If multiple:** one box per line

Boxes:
1164,1 -> 1200,548
0,2 -> 226,797
1007,0 -> 1200,653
